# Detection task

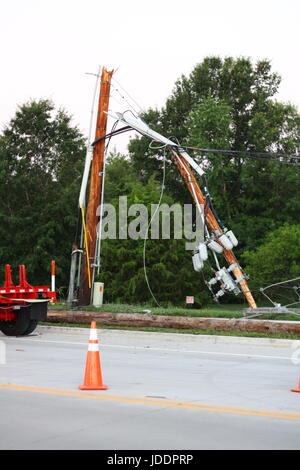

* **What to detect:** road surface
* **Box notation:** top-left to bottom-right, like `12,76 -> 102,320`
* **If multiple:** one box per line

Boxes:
0,326 -> 299,450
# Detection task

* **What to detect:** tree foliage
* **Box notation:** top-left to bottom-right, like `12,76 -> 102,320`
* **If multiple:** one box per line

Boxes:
1,57 -> 300,307
98,154 -> 211,306
242,225 -> 300,307
129,57 -> 300,253
242,224 -> 300,283
0,99 -> 85,287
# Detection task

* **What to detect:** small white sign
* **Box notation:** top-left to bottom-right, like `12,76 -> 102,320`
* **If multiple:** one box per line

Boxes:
186,296 -> 194,304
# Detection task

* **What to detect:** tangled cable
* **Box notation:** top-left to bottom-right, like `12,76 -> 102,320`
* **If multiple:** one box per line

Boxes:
142,144 -> 168,307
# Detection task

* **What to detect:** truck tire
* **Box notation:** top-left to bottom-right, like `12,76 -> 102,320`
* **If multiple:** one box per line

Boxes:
0,318 -> 30,336
0,308 -> 31,336
22,320 -> 38,335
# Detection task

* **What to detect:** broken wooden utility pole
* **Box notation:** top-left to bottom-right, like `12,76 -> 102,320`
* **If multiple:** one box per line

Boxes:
79,67 -> 114,306
172,152 -> 257,309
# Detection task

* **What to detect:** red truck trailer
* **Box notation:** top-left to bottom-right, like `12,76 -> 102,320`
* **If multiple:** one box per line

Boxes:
0,264 -> 56,336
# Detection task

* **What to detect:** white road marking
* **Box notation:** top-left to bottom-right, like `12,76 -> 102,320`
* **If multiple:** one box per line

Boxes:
2,336 -> 292,361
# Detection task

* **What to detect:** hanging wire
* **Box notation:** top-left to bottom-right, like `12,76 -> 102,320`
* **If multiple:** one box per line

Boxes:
96,82 -> 300,169
94,120 -> 120,280
143,144 -> 168,307
91,106 -> 300,168
104,120 -> 119,154
175,145 -> 300,167
94,102 -> 300,306
91,126 -> 132,148
109,91 -> 130,111
258,277 -> 300,309
111,76 -> 144,114
110,82 -> 141,117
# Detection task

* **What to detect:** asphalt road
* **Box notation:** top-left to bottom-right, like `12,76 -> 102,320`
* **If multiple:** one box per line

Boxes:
0,326 -> 300,450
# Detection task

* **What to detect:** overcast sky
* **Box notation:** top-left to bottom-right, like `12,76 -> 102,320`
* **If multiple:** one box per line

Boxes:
1,0 -> 300,153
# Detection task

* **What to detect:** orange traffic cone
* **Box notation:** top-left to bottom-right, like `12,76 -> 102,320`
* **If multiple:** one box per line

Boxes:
291,377 -> 300,393
79,321 -> 108,390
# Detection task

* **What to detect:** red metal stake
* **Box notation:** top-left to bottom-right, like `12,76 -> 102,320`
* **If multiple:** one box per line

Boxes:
3,265 -> 15,289
51,260 -> 56,293
18,265 -> 32,289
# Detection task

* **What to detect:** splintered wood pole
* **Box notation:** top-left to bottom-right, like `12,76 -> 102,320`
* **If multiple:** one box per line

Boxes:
173,151 -> 257,309
79,67 -> 114,306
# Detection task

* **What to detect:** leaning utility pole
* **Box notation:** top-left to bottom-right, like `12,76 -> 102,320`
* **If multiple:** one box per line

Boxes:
172,152 -> 257,309
79,67 -> 114,305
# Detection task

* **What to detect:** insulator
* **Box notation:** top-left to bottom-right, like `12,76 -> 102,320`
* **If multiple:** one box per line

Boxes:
218,234 -> 234,250
192,253 -> 203,272
216,289 -> 225,298
198,242 -> 208,261
227,263 -> 238,272
217,267 -> 241,295
225,230 -> 238,247
207,240 -> 223,254
208,277 -> 218,286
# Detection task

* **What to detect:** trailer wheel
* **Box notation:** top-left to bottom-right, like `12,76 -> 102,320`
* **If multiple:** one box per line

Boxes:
22,320 -> 38,335
0,307 -> 33,336
0,319 -> 30,336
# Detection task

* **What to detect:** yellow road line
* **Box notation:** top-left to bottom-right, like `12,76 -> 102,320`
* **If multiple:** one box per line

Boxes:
0,384 -> 299,421
1,383 -> 299,416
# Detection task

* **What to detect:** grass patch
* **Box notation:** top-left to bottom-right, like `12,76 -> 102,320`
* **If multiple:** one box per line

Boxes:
40,321 -> 300,340
51,302 -> 243,317
50,302 -> 300,321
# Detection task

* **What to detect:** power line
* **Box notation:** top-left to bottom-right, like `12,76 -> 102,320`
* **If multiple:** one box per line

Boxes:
111,76 -> 144,114
91,116 -> 300,167
175,145 -> 300,166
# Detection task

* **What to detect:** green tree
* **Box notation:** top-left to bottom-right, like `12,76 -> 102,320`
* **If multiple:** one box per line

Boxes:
0,99 -> 86,287
242,224 -> 300,306
129,57 -> 300,253
243,224 -> 300,282
97,154 -> 212,305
